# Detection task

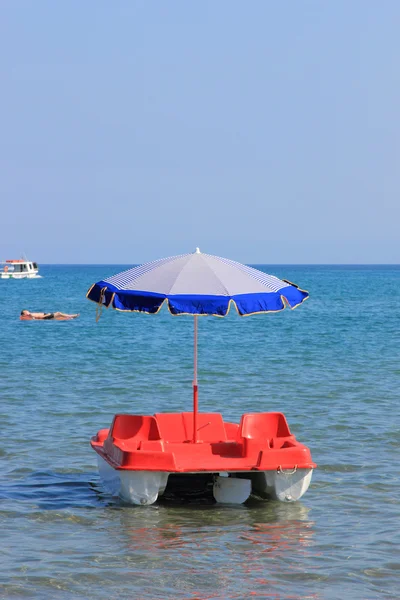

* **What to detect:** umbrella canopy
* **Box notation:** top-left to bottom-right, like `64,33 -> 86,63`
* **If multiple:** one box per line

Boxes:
87,248 -> 309,443
87,248 -> 308,315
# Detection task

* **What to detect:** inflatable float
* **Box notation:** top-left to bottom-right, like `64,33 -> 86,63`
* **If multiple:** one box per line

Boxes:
20,315 -> 75,321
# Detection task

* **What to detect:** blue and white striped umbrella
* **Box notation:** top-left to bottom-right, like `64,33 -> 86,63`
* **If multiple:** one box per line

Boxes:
87,248 -> 308,316
87,249 -> 308,442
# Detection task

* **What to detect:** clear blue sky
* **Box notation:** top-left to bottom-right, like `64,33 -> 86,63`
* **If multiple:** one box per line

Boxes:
1,1 -> 399,264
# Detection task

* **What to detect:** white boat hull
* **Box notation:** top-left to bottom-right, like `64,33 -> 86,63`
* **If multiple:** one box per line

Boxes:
0,272 -> 41,279
253,467 -> 313,502
96,456 -> 313,506
97,456 -> 169,505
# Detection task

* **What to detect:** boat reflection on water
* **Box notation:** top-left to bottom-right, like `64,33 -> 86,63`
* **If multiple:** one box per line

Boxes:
104,501 -> 316,598
114,501 -> 314,550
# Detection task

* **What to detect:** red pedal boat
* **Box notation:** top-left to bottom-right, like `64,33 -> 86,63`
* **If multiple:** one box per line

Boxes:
91,411 -> 315,505
87,250 -> 315,505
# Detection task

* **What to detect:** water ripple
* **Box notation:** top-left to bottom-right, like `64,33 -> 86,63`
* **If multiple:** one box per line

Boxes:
1,265 -> 400,599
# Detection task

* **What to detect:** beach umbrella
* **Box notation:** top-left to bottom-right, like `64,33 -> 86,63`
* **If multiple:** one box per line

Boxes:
87,248 -> 308,442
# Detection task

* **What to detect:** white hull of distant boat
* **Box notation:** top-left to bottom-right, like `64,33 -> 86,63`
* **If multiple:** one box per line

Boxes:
0,259 -> 41,279
0,272 -> 41,279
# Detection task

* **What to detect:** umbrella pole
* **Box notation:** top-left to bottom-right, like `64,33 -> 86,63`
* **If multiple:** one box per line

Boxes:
193,315 -> 198,443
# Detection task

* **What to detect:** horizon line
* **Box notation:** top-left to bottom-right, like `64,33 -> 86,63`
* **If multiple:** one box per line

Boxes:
35,262 -> 400,266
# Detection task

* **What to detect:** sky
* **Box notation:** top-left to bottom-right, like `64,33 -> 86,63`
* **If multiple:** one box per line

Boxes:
1,1 -> 399,264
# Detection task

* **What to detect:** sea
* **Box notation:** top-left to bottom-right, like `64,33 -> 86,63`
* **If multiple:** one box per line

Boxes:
1,264 -> 399,600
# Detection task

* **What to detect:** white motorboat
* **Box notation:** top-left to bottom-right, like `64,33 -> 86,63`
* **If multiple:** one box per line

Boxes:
0,259 -> 41,279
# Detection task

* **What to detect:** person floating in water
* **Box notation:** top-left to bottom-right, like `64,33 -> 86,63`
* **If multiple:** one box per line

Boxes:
20,310 -> 79,320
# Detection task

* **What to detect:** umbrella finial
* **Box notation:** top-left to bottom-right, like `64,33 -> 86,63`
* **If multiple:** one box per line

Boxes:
195,247 -> 201,254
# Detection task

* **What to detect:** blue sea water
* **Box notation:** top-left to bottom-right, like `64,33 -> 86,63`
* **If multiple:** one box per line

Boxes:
1,264 -> 399,600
